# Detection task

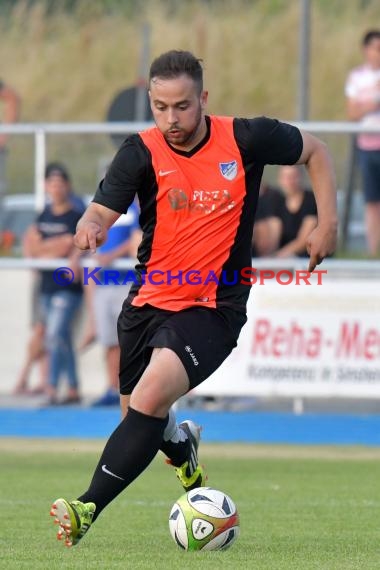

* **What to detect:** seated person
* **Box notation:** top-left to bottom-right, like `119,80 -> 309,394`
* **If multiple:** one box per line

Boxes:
259,165 -> 318,258
252,182 -> 284,256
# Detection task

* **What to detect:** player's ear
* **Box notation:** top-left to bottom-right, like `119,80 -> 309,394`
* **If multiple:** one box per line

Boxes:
200,90 -> 208,109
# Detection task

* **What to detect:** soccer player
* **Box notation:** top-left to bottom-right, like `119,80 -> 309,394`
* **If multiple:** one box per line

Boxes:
50,49 -> 337,546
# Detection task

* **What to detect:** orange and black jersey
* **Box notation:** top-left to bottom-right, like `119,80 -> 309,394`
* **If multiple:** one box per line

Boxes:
93,115 -> 303,312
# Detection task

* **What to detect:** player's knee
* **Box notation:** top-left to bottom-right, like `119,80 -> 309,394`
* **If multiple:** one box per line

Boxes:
130,384 -> 170,418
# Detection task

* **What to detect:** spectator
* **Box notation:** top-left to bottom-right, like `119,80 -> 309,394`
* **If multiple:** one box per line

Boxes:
23,163 -> 84,405
45,162 -> 86,215
13,163 -> 85,397
12,279 -> 48,396
81,200 -> 142,406
261,165 -> 318,258
0,80 -> 21,235
252,182 -> 284,256
345,29 -> 380,256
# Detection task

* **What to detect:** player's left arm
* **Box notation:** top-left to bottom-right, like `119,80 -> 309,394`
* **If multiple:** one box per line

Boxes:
296,131 -> 338,272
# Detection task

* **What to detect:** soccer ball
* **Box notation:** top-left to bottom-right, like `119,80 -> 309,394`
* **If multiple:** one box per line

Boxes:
168,487 -> 239,551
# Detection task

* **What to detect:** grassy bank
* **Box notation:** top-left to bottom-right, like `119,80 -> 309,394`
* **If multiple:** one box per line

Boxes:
1,0 -> 379,193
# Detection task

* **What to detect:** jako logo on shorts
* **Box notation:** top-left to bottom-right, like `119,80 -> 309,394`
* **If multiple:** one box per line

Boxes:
185,345 -> 199,366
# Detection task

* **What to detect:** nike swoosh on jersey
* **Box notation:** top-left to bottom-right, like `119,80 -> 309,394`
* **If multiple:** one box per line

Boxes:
158,169 -> 177,176
101,464 -> 125,480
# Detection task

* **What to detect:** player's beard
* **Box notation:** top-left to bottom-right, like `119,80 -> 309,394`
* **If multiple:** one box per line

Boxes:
164,106 -> 204,149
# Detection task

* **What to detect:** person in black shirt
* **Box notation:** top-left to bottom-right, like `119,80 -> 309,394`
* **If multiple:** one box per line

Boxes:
14,164 -> 85,397
268,165 -> 318,258
23,164 -> 84,404
252,182 -> 284,256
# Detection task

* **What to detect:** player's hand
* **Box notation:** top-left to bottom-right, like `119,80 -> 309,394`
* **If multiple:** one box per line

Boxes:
74,221 -> 107,254
306,223 -> 337,272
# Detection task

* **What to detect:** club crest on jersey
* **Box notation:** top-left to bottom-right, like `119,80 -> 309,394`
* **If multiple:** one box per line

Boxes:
219,160 -> 237,181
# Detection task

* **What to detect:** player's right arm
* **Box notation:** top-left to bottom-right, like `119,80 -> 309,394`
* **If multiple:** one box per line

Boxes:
79,135 -> 147,253
74,203 -> 121,253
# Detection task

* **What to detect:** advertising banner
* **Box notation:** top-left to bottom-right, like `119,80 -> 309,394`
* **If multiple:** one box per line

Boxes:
195,279 -> 380,397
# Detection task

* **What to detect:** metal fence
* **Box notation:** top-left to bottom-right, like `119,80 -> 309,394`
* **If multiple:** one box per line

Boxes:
0,119 -> 376,248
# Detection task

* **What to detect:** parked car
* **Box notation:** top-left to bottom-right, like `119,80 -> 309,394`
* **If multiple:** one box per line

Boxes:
0,193 -> 91,254
0,194 -> 36,253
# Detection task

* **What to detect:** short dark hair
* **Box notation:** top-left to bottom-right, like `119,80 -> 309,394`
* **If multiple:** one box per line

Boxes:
362,30 -> 380,46
149,50 -> 203,93
45,161 -> 70,182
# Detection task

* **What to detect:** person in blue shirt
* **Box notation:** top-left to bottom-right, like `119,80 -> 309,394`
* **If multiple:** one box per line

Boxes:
81,200 -> 141,406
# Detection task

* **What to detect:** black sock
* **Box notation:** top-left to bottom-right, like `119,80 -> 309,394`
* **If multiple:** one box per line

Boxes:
160,434 -> 190,468
78,406 -> 167,520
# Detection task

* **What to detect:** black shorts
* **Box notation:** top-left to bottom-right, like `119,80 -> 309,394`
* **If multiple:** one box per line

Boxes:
117,303 -> 247,395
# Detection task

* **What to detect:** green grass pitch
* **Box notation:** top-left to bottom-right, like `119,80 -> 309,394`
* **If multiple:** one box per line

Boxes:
1,439 -> 380,570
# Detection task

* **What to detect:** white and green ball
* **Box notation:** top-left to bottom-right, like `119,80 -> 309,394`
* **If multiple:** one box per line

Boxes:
169,487 -> 239,551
